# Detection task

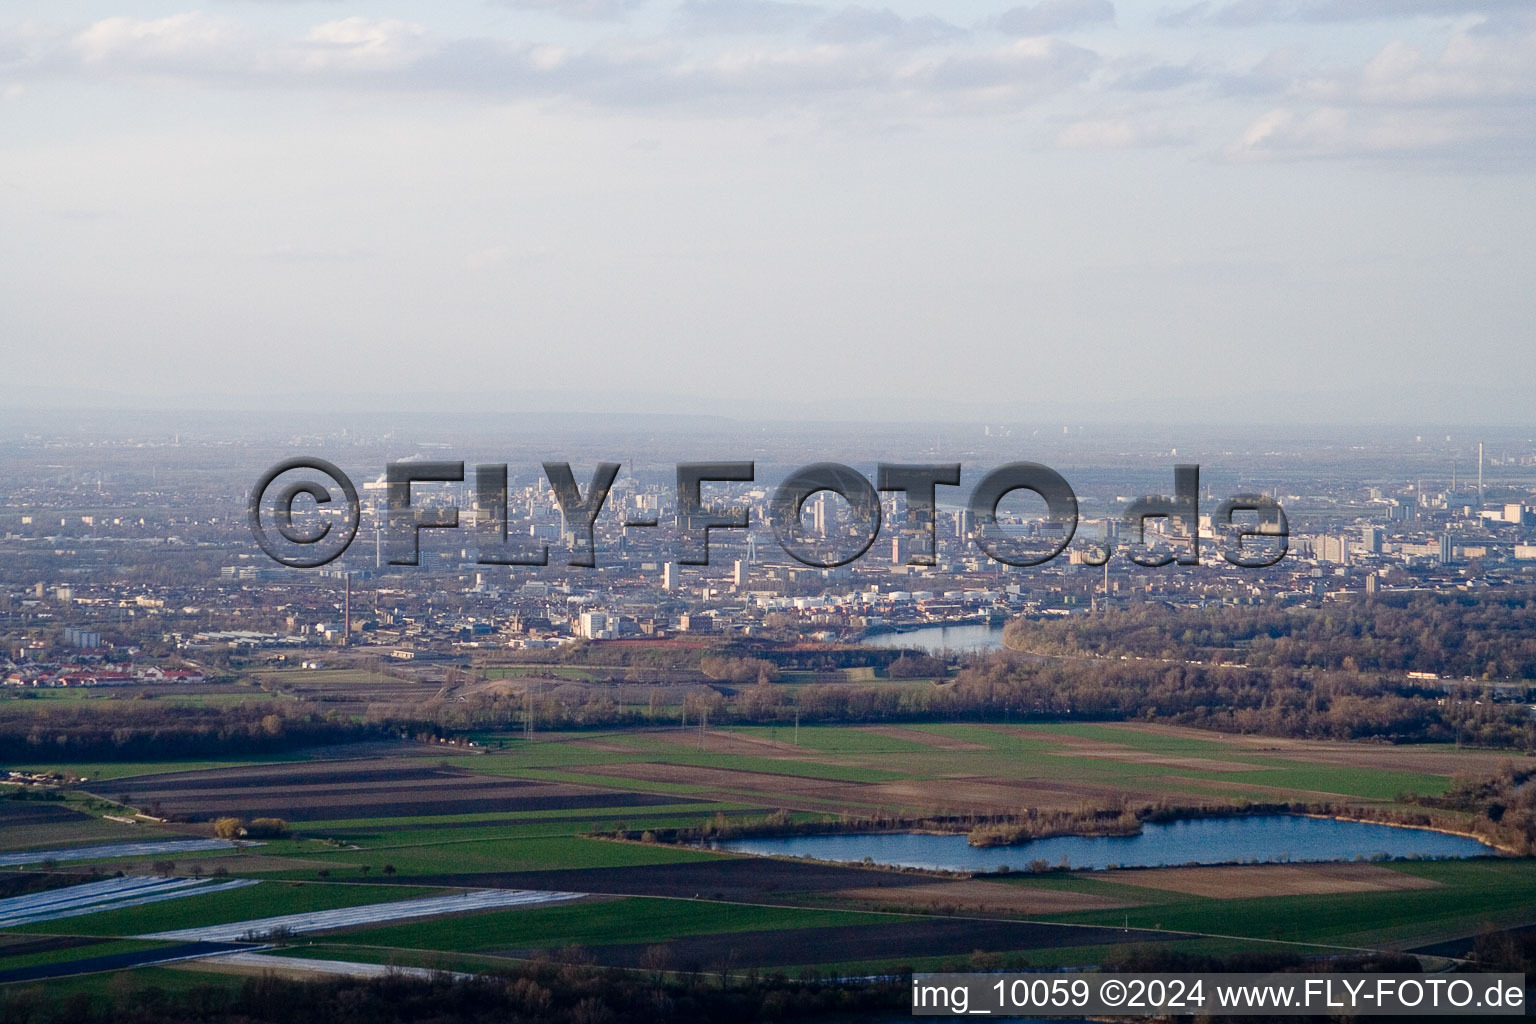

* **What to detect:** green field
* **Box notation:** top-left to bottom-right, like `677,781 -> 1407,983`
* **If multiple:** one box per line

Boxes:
305,897 -> 881,954
265,835 -> 728,877
1044,859 -> 1536,949
0,938 -> 171,974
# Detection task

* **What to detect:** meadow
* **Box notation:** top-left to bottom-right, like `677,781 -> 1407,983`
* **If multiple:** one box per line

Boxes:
3,717 -> 1532,987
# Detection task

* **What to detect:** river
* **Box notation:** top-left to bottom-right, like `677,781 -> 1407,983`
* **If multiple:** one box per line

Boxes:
859,623 -> 1009,654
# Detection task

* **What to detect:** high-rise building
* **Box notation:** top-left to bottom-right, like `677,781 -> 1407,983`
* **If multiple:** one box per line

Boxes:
1438,534 -> 1454,565
662,562 -> 677,592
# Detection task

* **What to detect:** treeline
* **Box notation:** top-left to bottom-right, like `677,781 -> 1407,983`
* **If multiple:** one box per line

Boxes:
1001,589 -> 1536,684
1411,762 -> 1536,855
1003,590 -> 1536,679
372,654 -> 1536,751
0,960 -> 908,1024
0,703 -> 383,762
515,639 -> 914,673
698,657 -> 780,685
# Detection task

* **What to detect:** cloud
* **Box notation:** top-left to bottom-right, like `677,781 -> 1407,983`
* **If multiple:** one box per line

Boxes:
494,0 -> 646,22
1225,105 -> 1472,159
296,19 -> 432,72
993,0 -> 1115,37
72,12 -> 245,70
810,7 -> 966,47
1224,26 -> 1536,162
678,0 -> 823,35
17,11 -> 1099,115
1165,0 -> 1531,28
1055,115 -> 1187,147
1112,62 -> 1201,91
899,37 -> 1098,97
19,3 -> 1532,164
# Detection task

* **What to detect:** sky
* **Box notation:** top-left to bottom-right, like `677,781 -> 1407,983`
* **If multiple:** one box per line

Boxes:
1,0 -> 1533,425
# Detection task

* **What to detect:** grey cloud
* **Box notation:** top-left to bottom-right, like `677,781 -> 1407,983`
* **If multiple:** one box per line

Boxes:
1113,62 -> 1201,91
12,12 -> 1098,114
1225,28 -> 1536,165
911,38 -> 1098,92
677,0 -> 824,35
494,0 -> 646,21
1172,0 -> 1530,28
1154,3 -> 1210,28
993,0 -> 1115,36
810,7 -> 967,47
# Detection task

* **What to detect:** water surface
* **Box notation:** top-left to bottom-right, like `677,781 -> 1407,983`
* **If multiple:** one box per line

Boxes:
714,816 -> 1495,871
860,623 -> 1008,654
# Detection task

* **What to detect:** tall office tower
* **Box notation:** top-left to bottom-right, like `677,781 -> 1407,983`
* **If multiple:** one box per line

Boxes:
813,492 -> 827,537
662,561 -> 677,592
1362,526 -> 1383,554
1439,534 -> 1454,565
733,560 -> 746,587
891,536 -> 906,565
1479,442 -> 1485,501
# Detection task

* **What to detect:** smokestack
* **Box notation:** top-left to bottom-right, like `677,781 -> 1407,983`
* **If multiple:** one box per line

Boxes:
343,573 -> 351,647
1478,441 -> 1484,501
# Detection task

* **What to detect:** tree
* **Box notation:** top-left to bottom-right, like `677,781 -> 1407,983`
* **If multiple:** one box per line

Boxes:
639,943 -> 674,984
213,817 -> 244,839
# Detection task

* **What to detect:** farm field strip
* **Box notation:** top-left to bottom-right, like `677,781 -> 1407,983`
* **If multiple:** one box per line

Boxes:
137,888 -> 586,942
266,834 -> 729,877
293,801 -> 758,832
0,838 -> 251,867
1096,862 -> 1444,899
0,940 -> 252,986
317,895 -> 888,955
86,756 -> 706,822
188,951 -> 472,982
0,938 -> 167,974
11,757 -> 308,782
1041,859 -> 1536,948
0,876 -> 258,929
0,820 -> 149,854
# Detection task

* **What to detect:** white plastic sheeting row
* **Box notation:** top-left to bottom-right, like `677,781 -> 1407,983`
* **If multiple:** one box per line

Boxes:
201,951 -> 475,981
0,875 -> 258,929
0,838 -> 249,867
140,888 -> 585,942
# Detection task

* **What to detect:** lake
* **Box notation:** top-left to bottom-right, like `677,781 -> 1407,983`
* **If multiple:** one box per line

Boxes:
712,816 -> 1496,871
860,623 -> 1009,654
